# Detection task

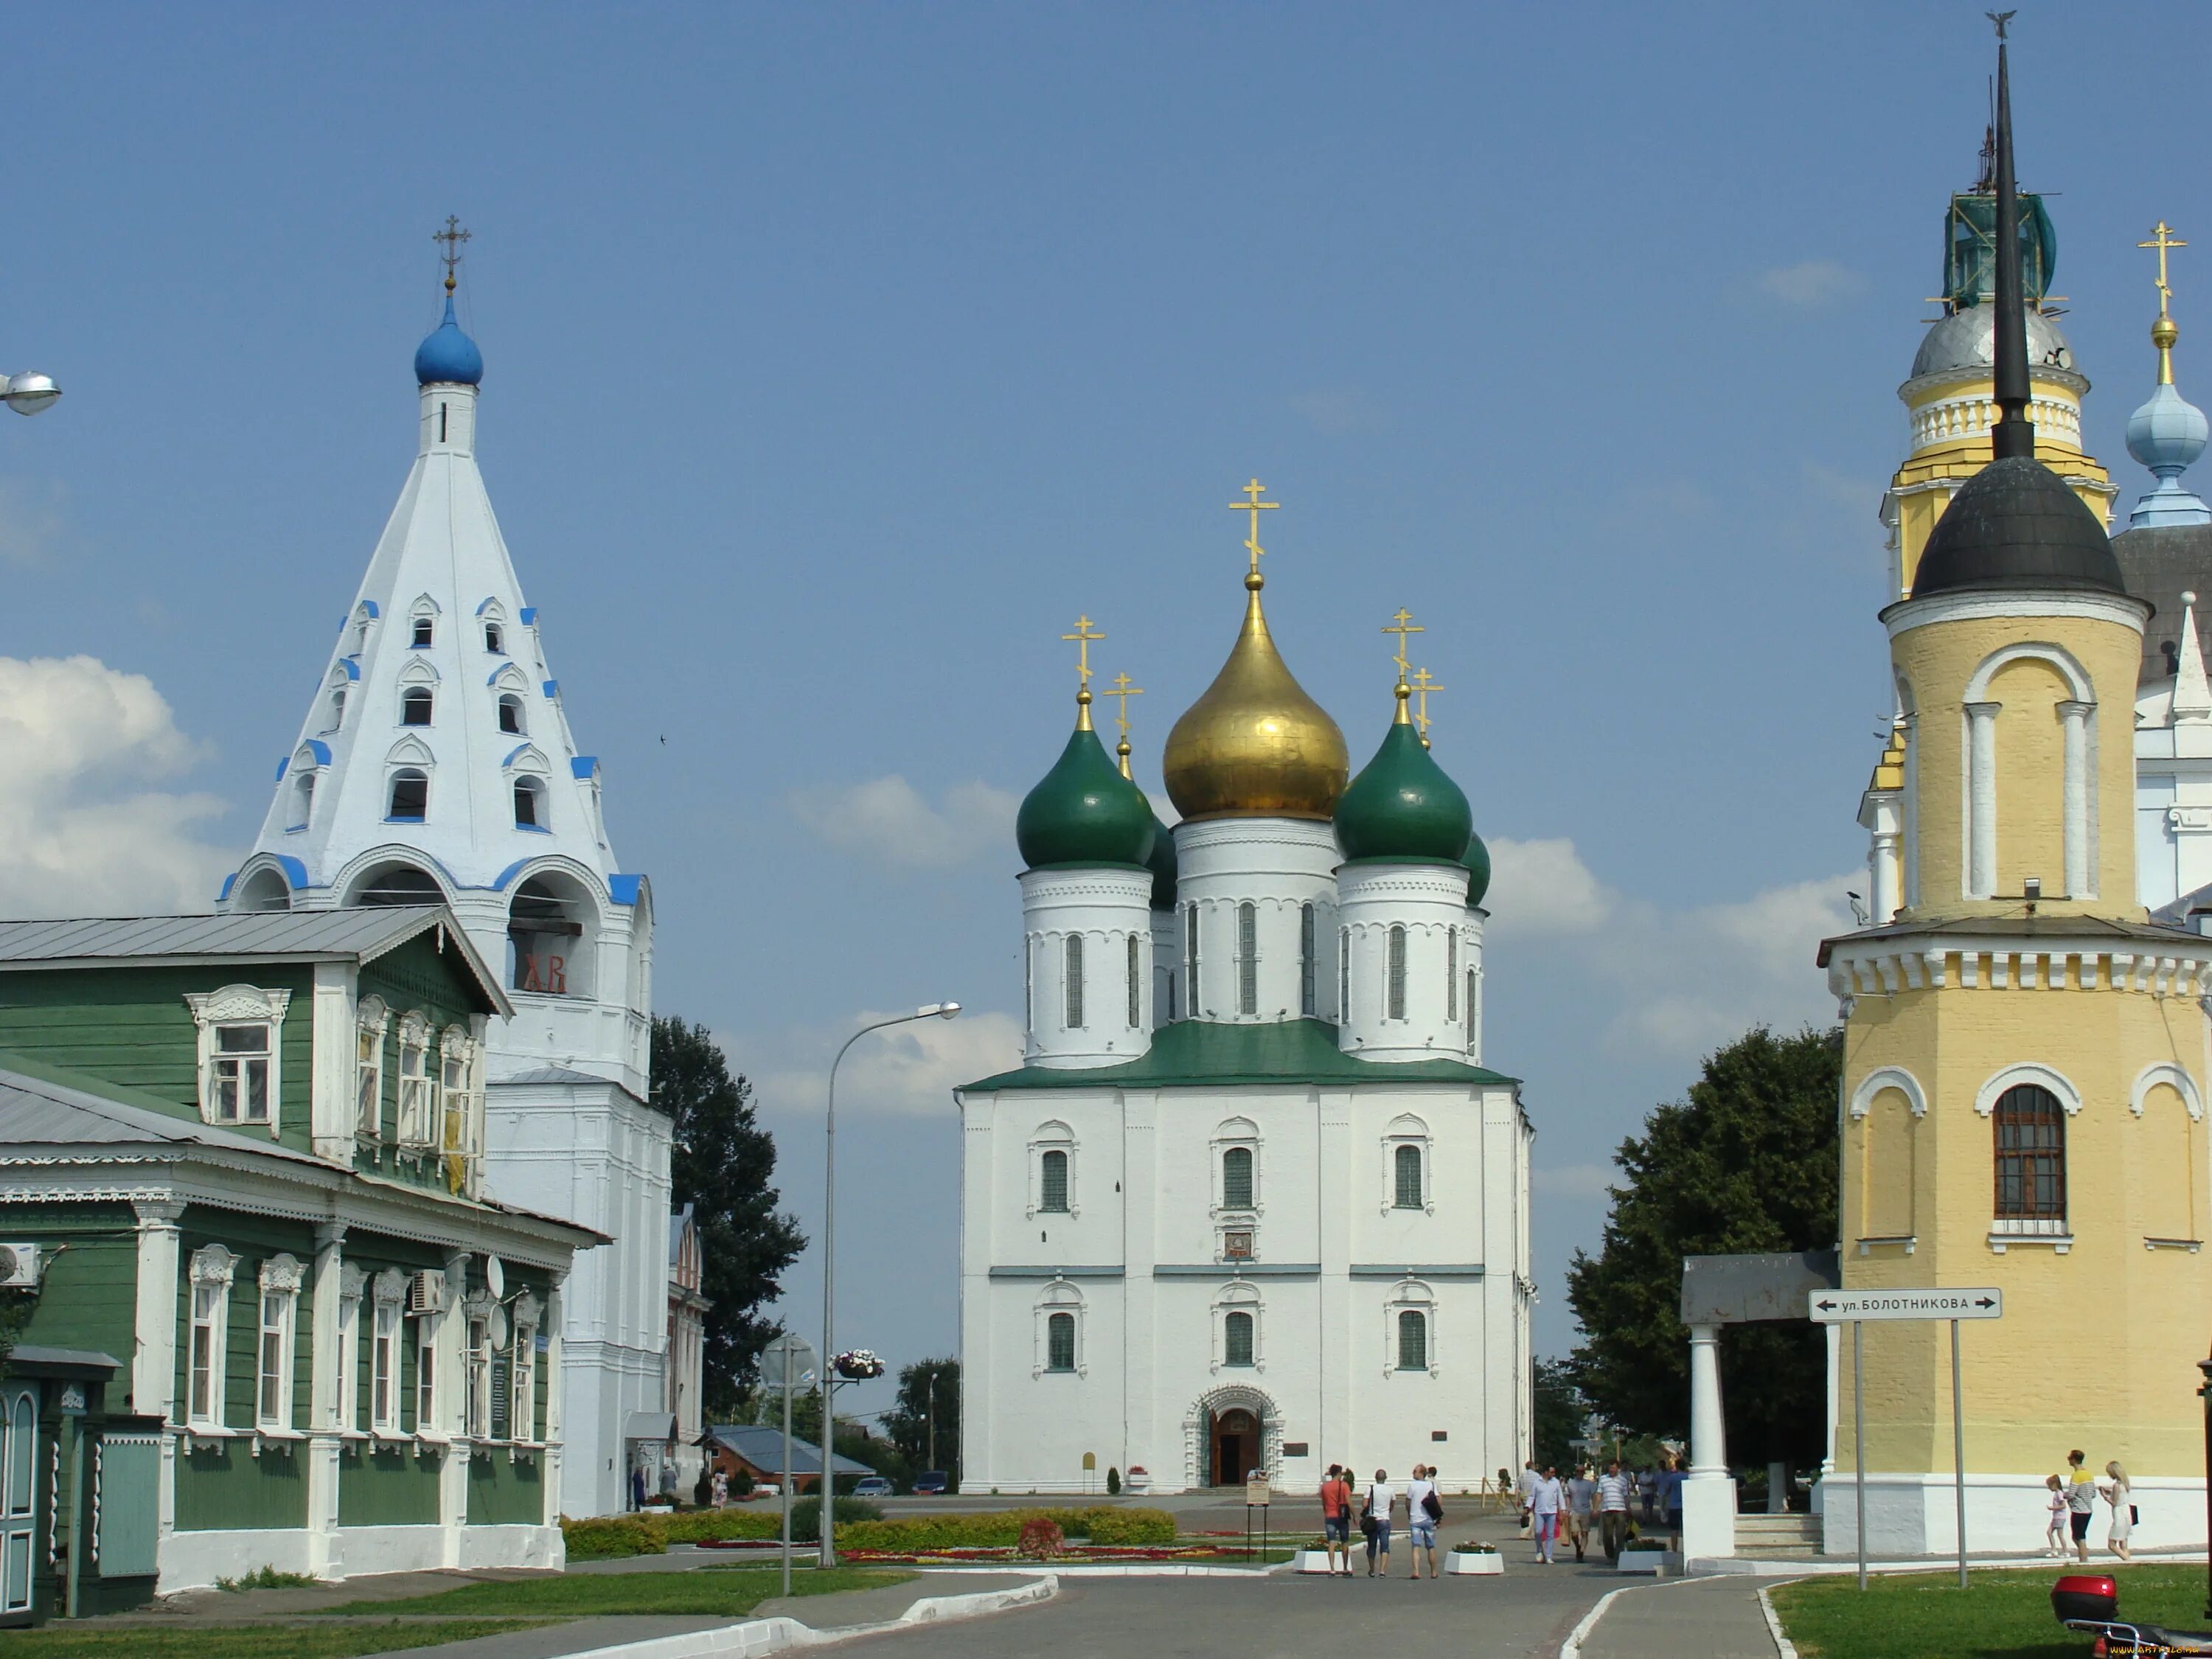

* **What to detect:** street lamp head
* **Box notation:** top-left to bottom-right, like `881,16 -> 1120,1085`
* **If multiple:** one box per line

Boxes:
918,1001 -> 961,1020
3,373 -> 60,417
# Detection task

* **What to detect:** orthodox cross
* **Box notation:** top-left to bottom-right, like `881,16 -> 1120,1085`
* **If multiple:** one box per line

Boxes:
2142,220 -> 2188,383
435,215 -> 472,294
1105,672 -> 1144,742
1382,608 -> 1424,679
1410,667 -> 1444,743
1228,479 -> 1279,582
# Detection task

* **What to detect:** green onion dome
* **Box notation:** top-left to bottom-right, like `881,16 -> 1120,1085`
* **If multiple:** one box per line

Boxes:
1462,830 -> 1491,907
1145,807 -> 1178,907
1016,719 -> 1157,871
1332,694 -> 1473,864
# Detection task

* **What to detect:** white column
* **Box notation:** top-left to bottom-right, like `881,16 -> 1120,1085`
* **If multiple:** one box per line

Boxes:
1871,831 -> 1902,922
2058,701 -> 2092,897
1680,1322 -> 1736,1560
306,1222 -> 345,1576
544,1273 -> 566,1541
130,1200 -> 183,1420
439,1249 -> 472,1564
1965,702 -> 2000,898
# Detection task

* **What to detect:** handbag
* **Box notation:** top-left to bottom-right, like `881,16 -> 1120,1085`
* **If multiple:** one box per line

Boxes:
1358,1498 -> 1377,1539
1422,1490 -> 1444,1523
2131,1504 -> 2140,1526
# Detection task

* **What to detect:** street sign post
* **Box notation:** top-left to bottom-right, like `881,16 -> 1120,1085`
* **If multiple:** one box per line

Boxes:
1807,1288 -> 2003,1590
762,1334 -> 818,1596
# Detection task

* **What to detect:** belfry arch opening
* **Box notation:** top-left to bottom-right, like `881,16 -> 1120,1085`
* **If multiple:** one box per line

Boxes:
349,862 -> 445,908
508,872 -> 595,998
234,868 -> 291,912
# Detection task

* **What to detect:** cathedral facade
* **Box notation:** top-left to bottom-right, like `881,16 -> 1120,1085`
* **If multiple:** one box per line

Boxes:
957,505 -> 1531,1495
219,271 -> 681,1519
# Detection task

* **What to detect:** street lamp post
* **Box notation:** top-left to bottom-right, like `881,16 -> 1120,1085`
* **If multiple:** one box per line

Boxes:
2,372 -> 60,416
818,1001 -> 960,1568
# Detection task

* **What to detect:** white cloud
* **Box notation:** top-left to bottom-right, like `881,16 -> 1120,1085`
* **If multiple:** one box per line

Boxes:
0,478 -> 72,569
1757,260 -> 1865,309
736,1007 -> 1026,1121
0,655 -> 235,917
1486,837 -> 1610,938
787,776 -> 1018,869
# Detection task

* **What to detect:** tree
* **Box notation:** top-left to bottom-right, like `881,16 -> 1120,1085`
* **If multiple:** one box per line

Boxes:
880,1357 -> 959,1477
653,1018 -> 807,1418
1531,1358 -> 1586,1472
1565,1025 -> 1840,1473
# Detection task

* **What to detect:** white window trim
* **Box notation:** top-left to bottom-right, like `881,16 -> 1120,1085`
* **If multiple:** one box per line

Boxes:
256,1253 -> 303,1432
1032,1281 -> 1086,1379
1382,1115 -> 1435,1215
510,1292 -> 542,1445
186,1244 -> 237,1430
1384,1279 -> 1439,1377
395,1013 -> 434,1147
1211,1118 -> 1262,1220
335,1262 -> 367,1432
415,1307 -> 442,1436
369,1269 -> 406,1436
1027,1121 -> 1079,1219
1211,1284 -> 1264,1375
439,1026 -> 483,1191
355,995 -> 389,1142
463,1293 -> 495,1441
184,985 -> 291,1138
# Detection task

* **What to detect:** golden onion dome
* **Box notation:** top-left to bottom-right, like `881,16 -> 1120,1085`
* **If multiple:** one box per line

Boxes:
1163,569 -> 1349,822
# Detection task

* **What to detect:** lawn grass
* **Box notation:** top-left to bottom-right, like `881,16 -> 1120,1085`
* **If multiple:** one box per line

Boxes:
318,1564 -> 914,1619
1770,1564 -> 2212,1658
0,1621 -> 540,1658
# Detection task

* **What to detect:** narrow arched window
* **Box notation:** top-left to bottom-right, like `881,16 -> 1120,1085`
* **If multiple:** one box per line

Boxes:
330,688 -> 347,728
1993,1084 -> 2066,1220
1446,929 -> 1459,1020
1338,928 -> 1350,1023
1125,933 -> 1141,1028
1395,1144 -> 1423,1208
1024,939 -> 1034,1032
1465,968 -> 1476,1040
411,616 -> 434,648
401,687 -> 434,727
484,622 -> 504,654
1396,1309 -> 1427,1371
1046,1312 -> 1077,1372
292,772 -> 315,829
1223,1310 -> 1255,1368
1040,1149 -> 1069,1214
1386,925 -> 1408,1020
498,693 -> 525,735
1064,934 -> 1085,1029
513,777 -> 545,829
1222,1145 -> 1254,1210
1299,902 -> 1316,1018
1237,902 -> 1258,1015
1185,905 -> 1200,1012
387,769 -> 428,821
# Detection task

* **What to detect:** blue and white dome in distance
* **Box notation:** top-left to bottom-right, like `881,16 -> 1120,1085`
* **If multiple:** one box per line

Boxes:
414,295 -> 484,386
2127,382 -> 2211,529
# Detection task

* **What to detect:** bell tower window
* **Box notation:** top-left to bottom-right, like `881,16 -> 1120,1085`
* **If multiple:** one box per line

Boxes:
513,776 -> 546,830
498,693 -> 525,735
401,687 -> 434,726
386,770 -> 428,821
508,874 -> 593,998
411,617 -> 434,648
484,622 -> 504,654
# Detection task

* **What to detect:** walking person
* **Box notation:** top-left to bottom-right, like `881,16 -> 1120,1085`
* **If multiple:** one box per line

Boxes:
1363,1469 -> 1394,1577
1662,1455 -> 1685,1537
1515,1458 -> 1537,1539
1320,1464 -> 1355,1577
1405,1464 -> 1441,1579
2066,1449 -> 2097,1564
2043,1475 -> 2069,1557
1565,1464 -> 1596,1562
2104,1461 -> 2135,1562
1529,1464 -> 1565,1565
1597,1459 -> 1634,1563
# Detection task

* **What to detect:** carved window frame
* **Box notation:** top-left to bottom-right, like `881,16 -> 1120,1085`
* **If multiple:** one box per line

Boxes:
185,985 -> 291,1138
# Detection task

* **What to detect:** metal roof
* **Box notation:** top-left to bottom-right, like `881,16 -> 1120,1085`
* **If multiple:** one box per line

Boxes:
704,1424 -> 872,1477
0,1063 -> 330,1167
0,908 -> 511,1016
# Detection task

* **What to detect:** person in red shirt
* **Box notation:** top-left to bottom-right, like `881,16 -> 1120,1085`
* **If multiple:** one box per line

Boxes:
1319,1463 -> 1355,1576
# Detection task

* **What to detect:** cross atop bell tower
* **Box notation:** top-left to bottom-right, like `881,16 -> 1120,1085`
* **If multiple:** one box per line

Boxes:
435,215 -> 472,295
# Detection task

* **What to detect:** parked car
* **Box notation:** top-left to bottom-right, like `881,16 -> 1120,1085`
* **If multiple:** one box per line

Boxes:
914,1471 -> 950,1495
853,1475 -> 893,1498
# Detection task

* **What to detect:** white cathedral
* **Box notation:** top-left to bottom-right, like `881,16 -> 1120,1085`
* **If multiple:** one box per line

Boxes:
956,504 -> 1533,1495
220,264 -> 684,1517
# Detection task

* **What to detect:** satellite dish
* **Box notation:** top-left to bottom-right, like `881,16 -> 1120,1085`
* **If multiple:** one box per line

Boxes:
485,1256 -> 506,1299
488,1304 -> 509,1349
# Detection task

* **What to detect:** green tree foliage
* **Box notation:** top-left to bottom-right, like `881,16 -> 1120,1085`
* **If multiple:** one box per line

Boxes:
880,1357 -> 959,1478
1565,1025 -> 1840,1470
653,1018 -> 807,1417
1531,1358 -> 1587,1472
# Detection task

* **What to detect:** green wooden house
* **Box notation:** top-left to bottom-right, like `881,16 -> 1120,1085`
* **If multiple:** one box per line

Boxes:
0,908 -> 602,1621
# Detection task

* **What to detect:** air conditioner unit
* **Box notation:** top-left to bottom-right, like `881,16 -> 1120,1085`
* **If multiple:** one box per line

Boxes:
408,1268 -> 447,1315
0,1245 -> 39,1288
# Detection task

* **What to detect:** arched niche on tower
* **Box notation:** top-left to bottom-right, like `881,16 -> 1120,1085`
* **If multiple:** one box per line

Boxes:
234,866 -> 292,913
347,860 -> 449,908
507,866 -> 599,1000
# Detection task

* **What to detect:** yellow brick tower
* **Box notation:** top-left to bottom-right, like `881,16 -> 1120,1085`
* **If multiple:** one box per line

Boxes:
1818,29 -> 2212,1557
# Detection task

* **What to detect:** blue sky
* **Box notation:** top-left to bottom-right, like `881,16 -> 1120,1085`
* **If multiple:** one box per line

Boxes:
3,3 -> 2206,1413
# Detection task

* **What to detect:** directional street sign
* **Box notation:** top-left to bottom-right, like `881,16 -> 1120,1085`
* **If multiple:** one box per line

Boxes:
1809,1287 -> 2003,1323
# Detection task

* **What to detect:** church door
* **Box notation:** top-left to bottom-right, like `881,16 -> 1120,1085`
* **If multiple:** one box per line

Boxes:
1211,1407 -> 1257,1486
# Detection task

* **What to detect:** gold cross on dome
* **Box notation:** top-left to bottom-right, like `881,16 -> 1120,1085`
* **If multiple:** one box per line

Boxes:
1411,667 -> 1444,742
1228,479 -> 1279,581
1382,608 -> 1424,678
434,215 -> 473,294
2142,220 -> 2188,318
1061,616 -> 1104,689
1106,672 -> 1144,740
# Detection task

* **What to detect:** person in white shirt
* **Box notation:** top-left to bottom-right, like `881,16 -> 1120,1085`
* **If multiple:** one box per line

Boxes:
1596,1460 -> 1635,1562
1529,1466 -> 1566,1565
1363,1469 -> 1394,1577
1565,1467 -> 1598,1562
1514,1459 -> 1537,1538
1404,1464 -> 1440,1579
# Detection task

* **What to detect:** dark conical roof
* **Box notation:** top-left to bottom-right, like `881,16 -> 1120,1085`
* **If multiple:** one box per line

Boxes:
1910,456 -> 2124,598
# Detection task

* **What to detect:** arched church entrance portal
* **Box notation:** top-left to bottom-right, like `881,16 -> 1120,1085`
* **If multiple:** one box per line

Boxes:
1186,1383 -> 1279,1491
1211,1407 -> 1259,1486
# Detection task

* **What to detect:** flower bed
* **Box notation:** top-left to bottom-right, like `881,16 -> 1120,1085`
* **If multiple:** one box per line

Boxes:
570,1504 -> 1179,1562
838,1543 -> 1270,1566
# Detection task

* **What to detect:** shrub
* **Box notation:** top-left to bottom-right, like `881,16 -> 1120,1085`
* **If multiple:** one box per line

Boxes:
728,1464 -> 755,1496
1077,1506 -> 1175,1546
661,1509 -> 780,1544
790,1495 -> 885,1544
1105,1466 -> 1121,1497
831,1506 -> 1175,1553
1016,1516 -> 1067,1559
560,1515 -> 667,1560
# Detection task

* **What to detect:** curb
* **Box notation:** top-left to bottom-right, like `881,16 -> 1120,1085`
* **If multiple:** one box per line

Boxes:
1756,1580 -> 1803,1659
1557,1573 -> 1703,1659
546,1573 -> 1060,1659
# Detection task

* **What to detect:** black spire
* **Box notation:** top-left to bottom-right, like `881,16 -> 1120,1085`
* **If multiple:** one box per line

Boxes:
1988,15 -> 2034,460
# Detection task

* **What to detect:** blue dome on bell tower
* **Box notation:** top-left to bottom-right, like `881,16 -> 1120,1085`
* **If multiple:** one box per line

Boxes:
414,294 -> 484,387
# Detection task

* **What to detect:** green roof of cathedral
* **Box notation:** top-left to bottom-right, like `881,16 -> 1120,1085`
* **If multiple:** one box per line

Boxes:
1015,723 -> 1157,872
1333,707 -> 1473,865
959,1018 -> 1517,1092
